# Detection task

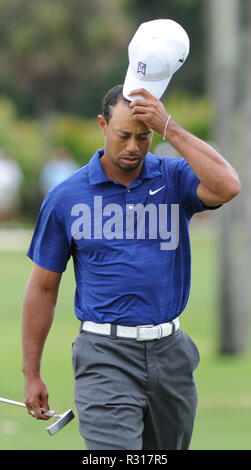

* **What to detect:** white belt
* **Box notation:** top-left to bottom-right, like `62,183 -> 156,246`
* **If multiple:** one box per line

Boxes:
81,318 -> 180,341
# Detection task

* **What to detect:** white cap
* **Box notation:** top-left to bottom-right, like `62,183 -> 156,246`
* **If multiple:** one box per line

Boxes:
123,19 -> 190,101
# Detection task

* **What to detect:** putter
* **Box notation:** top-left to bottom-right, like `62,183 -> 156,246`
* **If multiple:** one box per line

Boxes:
0,396 -> 74,435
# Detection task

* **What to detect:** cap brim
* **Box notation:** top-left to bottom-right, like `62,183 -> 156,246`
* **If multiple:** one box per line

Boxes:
122,65 -> 172,101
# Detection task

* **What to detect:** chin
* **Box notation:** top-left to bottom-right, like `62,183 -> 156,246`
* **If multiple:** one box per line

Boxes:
118,158 -> 142,171
119,164 -> 139,171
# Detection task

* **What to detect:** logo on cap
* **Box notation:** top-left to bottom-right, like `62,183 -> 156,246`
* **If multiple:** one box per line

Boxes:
178,54 -> 185,63
137,62 -> 146,76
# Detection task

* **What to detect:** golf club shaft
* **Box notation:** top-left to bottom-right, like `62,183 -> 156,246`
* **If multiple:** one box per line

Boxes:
0,397 -> 57,416
0,397 -> 26,408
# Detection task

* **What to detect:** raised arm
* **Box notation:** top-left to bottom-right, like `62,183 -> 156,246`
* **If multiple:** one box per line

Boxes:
22,264 -> 62,420
129,88 -> 241,206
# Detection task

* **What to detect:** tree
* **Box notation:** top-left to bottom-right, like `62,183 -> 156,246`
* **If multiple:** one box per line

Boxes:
207,0 -> 251,353
0,0 -> 210,117
0,0 -> 132,116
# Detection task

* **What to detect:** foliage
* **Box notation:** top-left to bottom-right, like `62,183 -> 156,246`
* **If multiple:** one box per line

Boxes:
0,0 -> 207,118
0,0 -> 132,117
164,92 -> 213,140
47,115 -> 104,164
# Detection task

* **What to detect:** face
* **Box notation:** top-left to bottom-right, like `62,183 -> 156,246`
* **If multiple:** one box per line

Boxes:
98,100 -> 153,178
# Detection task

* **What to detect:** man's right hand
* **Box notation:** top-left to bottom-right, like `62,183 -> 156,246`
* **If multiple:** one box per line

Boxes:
24,376 -> 51,420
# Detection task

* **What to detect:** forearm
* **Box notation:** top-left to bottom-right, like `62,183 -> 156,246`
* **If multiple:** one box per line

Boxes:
166,119 -> 241,203
22,286 -> 57,378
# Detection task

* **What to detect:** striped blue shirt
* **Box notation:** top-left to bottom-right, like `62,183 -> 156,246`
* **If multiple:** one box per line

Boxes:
27,149 -> 219,326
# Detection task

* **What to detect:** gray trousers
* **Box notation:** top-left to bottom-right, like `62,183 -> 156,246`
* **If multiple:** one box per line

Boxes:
72,328 -> 200,450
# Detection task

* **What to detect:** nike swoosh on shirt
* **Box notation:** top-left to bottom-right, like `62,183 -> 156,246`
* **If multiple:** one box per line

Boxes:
149,185 -> 166,196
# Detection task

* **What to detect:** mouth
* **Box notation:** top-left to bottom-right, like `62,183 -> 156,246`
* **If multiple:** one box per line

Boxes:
120,155 -> 141,165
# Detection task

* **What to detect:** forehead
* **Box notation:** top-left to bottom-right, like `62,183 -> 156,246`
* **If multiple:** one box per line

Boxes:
109,100 -> 150,133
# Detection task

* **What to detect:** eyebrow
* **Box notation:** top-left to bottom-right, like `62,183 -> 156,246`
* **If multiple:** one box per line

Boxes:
117,129 -> 152,136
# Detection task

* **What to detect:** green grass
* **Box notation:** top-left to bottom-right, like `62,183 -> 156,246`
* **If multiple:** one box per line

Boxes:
0,224 -> 251,450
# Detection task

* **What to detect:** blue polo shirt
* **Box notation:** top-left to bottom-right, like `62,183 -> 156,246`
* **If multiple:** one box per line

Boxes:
27,148 -> 219,326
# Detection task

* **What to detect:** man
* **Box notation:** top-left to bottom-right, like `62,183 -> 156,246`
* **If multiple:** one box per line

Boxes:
22,84 -> 240,450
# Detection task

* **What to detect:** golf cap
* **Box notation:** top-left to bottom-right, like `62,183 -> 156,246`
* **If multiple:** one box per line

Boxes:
123,19 -> 190,101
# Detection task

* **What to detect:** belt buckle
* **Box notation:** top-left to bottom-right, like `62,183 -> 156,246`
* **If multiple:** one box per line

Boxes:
136,324 -> 155,341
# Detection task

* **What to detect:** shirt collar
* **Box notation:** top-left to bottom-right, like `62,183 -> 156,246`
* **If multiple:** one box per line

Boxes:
140,152 -> 162,180
88,148 -> 162,186
88,149 -> 109,185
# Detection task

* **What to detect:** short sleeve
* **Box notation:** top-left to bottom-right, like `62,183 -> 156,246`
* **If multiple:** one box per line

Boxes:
27,191 -> 71,273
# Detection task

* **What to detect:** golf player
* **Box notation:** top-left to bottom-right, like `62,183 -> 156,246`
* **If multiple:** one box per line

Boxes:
22,83 -> 240,450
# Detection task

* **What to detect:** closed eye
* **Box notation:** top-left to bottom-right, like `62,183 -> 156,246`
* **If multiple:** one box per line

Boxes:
138,134 -> 151,141
120,135 -> 130,140
117,131 -> 152,140
117,132 -> 130,140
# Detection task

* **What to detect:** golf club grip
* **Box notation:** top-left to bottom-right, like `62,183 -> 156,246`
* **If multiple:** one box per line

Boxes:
40,408 -> 56,416
29,408 -> 56,417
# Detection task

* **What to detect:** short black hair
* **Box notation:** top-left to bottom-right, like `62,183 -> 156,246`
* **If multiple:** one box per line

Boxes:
102,85 -> 130,123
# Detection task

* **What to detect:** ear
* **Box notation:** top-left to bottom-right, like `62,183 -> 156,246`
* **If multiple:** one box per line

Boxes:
98,114 -> 107,136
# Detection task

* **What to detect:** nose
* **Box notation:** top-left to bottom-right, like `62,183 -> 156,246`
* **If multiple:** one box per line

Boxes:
126,137 -> 139,154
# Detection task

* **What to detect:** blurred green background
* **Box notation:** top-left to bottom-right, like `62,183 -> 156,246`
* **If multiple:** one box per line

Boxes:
0,0 -> 212,221
0,0 -> 250,450
1,225 -> 251,450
